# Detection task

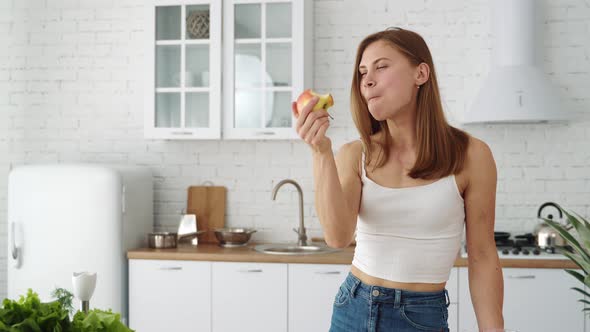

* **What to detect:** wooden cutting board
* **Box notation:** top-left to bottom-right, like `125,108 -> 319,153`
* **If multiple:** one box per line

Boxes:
187,186 -> 226,244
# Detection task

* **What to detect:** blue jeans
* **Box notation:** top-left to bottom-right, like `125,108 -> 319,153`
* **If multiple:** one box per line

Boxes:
330,272 -> 450,332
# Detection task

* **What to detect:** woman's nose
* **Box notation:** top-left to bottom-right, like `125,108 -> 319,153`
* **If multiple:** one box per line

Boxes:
365,79 -> 375,88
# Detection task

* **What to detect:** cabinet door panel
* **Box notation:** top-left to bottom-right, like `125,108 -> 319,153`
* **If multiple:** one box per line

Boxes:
212,262 -> 287,332
447,267 -> 458,303
288,264 -> 350,332
266,2 -> 292,38
223,0 -> 312,139
448,303 -> 458,332
156,6 -> 181,40
458,267 -> 583,332
185,45 -> 209,88
146,1 -> 221,139
129,260 -> 211,332
585,286 -> 589,332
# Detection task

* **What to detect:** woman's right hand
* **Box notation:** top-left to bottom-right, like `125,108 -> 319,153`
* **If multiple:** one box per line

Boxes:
292,96 -> 332,154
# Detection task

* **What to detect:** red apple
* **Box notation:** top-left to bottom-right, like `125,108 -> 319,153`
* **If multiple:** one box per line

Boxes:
296,89 -> 334,113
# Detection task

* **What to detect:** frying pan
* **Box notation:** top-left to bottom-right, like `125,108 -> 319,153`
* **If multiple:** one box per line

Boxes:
494,232 -> 510,242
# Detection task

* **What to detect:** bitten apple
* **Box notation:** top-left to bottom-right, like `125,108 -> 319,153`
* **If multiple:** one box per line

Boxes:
296,89 -> 334,112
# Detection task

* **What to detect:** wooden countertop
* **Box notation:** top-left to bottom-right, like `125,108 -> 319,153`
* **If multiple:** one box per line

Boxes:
127,243 -> 356,264
127,243 -> 579,269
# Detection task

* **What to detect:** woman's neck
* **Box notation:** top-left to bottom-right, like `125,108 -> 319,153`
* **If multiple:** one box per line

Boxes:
385,107 -> 417,151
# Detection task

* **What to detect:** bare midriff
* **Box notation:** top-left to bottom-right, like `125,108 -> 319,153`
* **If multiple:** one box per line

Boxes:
350,265 -> 447,292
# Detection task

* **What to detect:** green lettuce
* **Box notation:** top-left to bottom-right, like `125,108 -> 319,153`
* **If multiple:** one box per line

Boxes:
0,289 -> 133,332
71,310 -> 132,332
0,289 -> 70,332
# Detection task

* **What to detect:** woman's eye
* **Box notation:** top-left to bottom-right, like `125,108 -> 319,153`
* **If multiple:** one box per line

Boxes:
377,66 -> 387,70
360,72 -> 367,77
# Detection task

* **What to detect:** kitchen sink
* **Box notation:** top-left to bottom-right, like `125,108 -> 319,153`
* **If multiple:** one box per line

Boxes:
254,243 -> 341,255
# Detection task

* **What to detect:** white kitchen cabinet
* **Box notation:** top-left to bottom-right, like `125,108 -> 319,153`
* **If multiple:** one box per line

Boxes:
458,267 -> 584,332
211,262 -> 287,332
447,267 -> 459,303
128,261 -> 459,332
288,264 -> 350,332
446,268 -> 459,331
287,265 -> 458,332
145,1 -> 222,139
585,286 -> 590,332
585,286 -> 589,332
222,0 -> 313,139
146,0 -> 313,140
129,259 -> 211,332
448,303 -> 458,332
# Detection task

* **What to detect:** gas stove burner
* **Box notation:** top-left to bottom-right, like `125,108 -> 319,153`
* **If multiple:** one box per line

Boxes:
499,246 -> 542,256
514,233 -> 536,246
497,243 -> 573,257
485,231 -> 574,259
495,238 -> 514,247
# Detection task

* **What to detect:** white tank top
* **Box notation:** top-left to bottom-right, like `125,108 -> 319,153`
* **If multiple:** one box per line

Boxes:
351,149 -> 465,283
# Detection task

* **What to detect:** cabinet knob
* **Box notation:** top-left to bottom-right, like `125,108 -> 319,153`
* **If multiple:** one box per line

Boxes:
171,131 -> 194,135
158,267 -> 183,271
315,271 -> 342,275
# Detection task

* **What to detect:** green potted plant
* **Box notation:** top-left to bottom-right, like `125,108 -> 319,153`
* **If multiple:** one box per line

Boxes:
543,204 -> 590,312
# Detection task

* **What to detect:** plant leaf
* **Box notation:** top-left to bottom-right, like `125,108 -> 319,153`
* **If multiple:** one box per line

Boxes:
51,288 -> 74,316
560,206 -> 590,250
571,287 -> 590,298
544,218 -> 590,261
568,211 -> 590,248
566,269 -> 586,285
578,299 -> 590,305
574,211 -> 590,226
563,251 -> 590,274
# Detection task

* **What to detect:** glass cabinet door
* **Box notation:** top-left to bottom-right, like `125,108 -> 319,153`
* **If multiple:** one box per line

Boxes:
224,0 -> 309,139
147,1 -> 221,139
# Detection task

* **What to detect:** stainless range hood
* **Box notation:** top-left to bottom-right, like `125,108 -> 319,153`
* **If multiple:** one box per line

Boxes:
463,0 -> 568,124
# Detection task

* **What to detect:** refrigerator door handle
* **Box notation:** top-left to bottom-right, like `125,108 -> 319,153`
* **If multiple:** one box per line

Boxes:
10,222 -> 18,259
10,222 -> 21,268
121,185 -> 126,214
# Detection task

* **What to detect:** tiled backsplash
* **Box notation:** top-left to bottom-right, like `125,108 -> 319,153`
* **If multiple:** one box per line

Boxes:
1,0 -> 589,298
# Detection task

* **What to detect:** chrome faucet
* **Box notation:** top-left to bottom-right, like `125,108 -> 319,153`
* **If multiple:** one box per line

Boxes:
271,179 -> 308,246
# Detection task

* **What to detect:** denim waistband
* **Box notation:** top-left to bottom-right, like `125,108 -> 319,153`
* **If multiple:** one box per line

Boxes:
342,272 -> 450,307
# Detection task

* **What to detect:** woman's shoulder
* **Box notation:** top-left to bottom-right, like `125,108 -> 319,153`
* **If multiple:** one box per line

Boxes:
338,139 -> 364,155
465,134 -> 494,165
339,136 -> 383,160
462,134 -> 496,182
335,140 -> 364,177
453,134 -> 495,194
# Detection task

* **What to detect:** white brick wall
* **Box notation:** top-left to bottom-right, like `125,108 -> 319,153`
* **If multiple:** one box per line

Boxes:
1,0 -> 589,299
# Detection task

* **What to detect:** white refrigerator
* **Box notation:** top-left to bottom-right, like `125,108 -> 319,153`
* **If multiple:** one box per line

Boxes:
7,163 -> 153,323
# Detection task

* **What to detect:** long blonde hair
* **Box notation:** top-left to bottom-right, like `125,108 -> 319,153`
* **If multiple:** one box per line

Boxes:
350,28 -> 469,179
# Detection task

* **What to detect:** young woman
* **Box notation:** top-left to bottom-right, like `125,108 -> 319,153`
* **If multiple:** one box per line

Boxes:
292,28 -> 504,331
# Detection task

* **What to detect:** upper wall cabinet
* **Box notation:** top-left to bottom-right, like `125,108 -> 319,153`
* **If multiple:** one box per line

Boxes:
145,0 -> 312,140
222,0 -> 312,139
146,0 -> 222,139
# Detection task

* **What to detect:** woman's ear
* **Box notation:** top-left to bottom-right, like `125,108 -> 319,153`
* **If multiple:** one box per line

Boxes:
415,62 -> 430,86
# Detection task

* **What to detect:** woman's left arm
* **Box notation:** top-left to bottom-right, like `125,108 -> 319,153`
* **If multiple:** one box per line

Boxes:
464,138 -> 504,331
